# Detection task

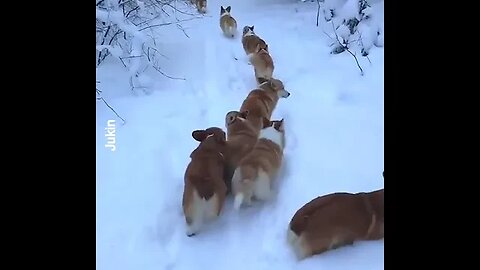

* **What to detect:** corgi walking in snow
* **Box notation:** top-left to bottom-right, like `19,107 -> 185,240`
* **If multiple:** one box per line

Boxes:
220,6 -> 237,38
287,188 -> 384,259
232,118 -> 286,209
223,110 -> 259,193
183,127 -> 228,236
239,78 -> 290,132
242,25 -> 269,55
192,0 -> 207,14
249,43 -> 274,85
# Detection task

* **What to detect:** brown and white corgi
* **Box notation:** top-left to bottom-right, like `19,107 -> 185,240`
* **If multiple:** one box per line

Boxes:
249,43 -> 274,85
232,118 -> 286,209
242,25 -> 269,55
223,110 -> 259,194
193,0 -> 207,14
288,188 -> 384,259
239,78 -> 290,132
220,6 -> 237,38
183,127 -> 228,236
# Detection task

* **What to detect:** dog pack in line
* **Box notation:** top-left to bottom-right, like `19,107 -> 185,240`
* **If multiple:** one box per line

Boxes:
178,5 -> 384,262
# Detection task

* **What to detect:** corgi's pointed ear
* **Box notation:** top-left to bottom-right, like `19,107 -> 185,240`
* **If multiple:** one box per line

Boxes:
239,110 -> 249,119
192,130 -> 207,142
226,6 -> 231,12
262,117 -> 271,128
220,6 -> 225,13
226,111 -> 237,125
251,25 -> 254,30
205,127 -> 226,144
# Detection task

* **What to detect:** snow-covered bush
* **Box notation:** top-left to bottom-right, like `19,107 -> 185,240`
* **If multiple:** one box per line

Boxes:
325,0 -> 383,56
309,0 -> 383,74
96,0 -> 199,92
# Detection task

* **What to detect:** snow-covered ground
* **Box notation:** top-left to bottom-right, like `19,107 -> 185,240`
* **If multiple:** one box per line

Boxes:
96,0 -> 384,269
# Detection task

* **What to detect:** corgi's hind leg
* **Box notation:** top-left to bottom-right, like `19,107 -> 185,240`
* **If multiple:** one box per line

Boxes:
291,233 -> 313,260
246,53 -> 254,65
186,210 -> 204,237
205,193 -> 221,220
185,191 -> 205,237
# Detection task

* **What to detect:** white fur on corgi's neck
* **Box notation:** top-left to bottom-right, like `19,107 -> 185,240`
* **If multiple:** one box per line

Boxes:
259,126 -> 284,149
220,11 -> 230,17
244,29 -> 255,36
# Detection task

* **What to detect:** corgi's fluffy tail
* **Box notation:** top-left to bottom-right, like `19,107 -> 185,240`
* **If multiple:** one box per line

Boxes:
287,226 -> 310,260
228,26 -> 236,38
287,226 -> 299,245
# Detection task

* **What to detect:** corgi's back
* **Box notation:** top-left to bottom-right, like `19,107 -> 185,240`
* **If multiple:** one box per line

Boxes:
242,25 -> 268,55
288,189 -> 384,259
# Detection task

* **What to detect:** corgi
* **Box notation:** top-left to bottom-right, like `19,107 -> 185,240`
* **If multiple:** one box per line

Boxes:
223,110 -> 259,194
288,188 -> 384,260
193,0 -> 207,13
249,43 -> 274,85
183,127 -> 228,236
220,6 -> 237,38
239,78 -> 290,132
232,118 -> 286,209
242,25 -> 269,55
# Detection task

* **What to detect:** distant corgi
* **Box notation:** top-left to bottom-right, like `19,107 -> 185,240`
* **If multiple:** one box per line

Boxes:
242,25 -> 269,55
239,78 -> 290,132
223,110 -> 259,194
249,43 -> 274,85
220,6 -> 237,38
232,118 -> 286,209
183,127 -> 228,236
193,0 -> 207,13
288,189 -> 384,260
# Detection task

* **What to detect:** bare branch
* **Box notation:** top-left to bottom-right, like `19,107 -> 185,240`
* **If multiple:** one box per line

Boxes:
138,16 -> 202,31
153,65 -> 186,80
322,29 -> 333,40
126,6 -> 140,18
316,0 -> 321,27
118,57 -> 128,68
147,46 -> 169,60
165,3 -> 199,17
366,55 -> 372,65
96,89 -> 126,124
120,55 -> 144,59
176,23 -> 190,38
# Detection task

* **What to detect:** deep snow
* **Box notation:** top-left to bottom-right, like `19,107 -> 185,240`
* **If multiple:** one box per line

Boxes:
96,0 -> 384,269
